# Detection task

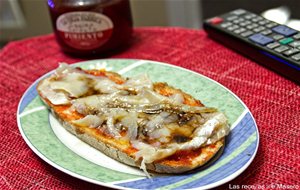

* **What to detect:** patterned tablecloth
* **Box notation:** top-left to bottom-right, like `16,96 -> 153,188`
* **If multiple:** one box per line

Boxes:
0,27 -> 299,189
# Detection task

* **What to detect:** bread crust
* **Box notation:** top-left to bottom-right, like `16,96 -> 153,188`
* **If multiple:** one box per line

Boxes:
37,70 -> 225,174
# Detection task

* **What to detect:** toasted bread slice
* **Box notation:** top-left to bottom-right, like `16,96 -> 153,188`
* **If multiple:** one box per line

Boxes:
37,64 -> 229,174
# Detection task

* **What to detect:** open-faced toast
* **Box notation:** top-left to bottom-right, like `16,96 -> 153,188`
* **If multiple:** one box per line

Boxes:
37,63 -> 230,175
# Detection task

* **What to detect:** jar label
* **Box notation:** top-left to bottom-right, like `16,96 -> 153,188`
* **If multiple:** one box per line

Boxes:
56,11 -> 113,50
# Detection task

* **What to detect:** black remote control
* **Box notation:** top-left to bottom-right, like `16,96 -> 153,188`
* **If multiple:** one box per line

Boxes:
203,9 -> 300,84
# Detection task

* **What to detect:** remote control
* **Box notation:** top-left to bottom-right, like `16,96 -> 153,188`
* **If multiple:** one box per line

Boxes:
203,9 -> 300,84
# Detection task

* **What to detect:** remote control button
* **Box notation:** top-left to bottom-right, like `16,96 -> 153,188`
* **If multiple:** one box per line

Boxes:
279,38 -> 294,45
233,18 -> 245,24
241,31 -> 253,37
220,22 -> 232,28
244,14 -> 256,20
209,17 -> 224,24
293,33 -> 300,40
253,26 -> 266,33
274,45 -> 289,53
266,22 -> 278,28
289,41 -> 300,47
272,34 -> 284,40
283,48 -> 300,56
272,25 -> 298,36
266,42 -> 280,49
226,15 -> 238,21
227,25 -> 239,31
234,28 -> 246,34
231,9 -> 247,15
249,33 -> 274,45
251,17 -> 264,22
239,20 -> 251,27
258,20 -> 270,25
246,23 -> 259,30
291,53 -> 300,61
261,29 -> 272,35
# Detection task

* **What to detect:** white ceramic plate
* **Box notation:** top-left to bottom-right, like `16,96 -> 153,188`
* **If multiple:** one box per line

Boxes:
17,59 -> 259,190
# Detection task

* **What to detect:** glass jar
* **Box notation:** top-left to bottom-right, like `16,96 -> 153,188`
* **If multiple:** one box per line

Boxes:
47,0 -> 133,56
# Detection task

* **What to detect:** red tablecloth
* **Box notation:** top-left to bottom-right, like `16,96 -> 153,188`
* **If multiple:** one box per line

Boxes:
0,27 -> 299,189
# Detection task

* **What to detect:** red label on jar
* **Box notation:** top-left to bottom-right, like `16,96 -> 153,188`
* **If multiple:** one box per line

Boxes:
56,12 -> 113,50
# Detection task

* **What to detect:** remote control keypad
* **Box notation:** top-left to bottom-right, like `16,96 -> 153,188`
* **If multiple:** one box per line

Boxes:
204,9 -> 300,84
216,10 -> 300,62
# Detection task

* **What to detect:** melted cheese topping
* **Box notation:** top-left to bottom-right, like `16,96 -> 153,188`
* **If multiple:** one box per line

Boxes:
39,79 -> 69,105
50,73 -> 89,97
38,63 -> 230,163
